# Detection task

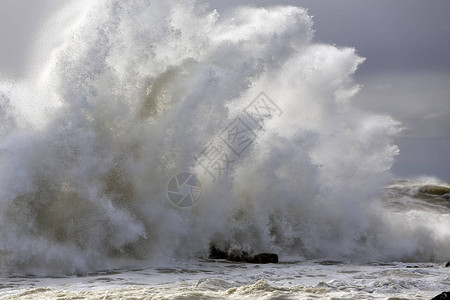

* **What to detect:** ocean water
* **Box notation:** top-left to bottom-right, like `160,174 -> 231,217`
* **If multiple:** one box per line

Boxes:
0,1 -> 449,298
0,260 -> 449,299
3,181 -> 450,299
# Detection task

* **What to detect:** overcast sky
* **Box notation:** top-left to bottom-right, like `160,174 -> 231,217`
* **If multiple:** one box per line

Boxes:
1,0 -> 449,180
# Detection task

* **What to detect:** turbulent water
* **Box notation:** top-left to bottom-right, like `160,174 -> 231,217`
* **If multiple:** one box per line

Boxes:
0,259 -> 449,299
0,0 -> 449,298
3,182 -> 449,299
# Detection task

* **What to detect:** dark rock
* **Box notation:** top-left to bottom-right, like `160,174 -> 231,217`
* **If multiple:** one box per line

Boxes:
209,245 -> 228,260
419,185 -> 450,196
445,261 -> 450,267
228,249 -> 250,262
208,245 -> 278,264
431,292 -> 450,300
248,253 -> 279,264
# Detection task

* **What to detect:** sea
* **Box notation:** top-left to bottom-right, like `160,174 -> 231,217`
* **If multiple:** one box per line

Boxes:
0,1 -> 449,299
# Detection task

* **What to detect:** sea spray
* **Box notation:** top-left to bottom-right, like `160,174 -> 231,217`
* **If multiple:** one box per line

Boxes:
0,0 -> 448,275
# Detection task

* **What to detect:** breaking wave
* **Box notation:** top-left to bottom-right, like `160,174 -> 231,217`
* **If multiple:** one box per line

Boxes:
0,0 -> 448,275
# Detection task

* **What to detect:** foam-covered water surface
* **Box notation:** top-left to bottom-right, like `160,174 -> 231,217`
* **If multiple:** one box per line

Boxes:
0,0 -> 449,284
1,261 -> 449,299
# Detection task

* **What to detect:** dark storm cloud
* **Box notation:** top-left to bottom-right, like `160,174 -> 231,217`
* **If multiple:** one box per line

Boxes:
296,0 -> 450,75
352,72 -> 450,180
354,72 -> 450,140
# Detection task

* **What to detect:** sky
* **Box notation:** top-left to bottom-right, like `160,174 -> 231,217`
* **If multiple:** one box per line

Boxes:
0,0 -> 449,181
306,0 -> 450,181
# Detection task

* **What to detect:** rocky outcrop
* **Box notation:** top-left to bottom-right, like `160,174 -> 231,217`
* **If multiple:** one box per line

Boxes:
250,253 -> 279,263
431,292 -> 450,300
419,185 -> 450,196
209,245 -> 278,264
209,245 -> 228,260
